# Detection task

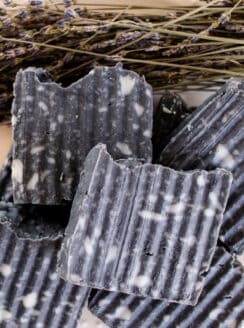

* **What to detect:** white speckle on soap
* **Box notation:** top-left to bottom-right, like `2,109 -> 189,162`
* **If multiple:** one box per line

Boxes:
98,298 -> 110,307
213,144 -> 235,170
66,150 -> 71,159
26,95 -> 34,102
204,208 -> 215,218
133,275 -> 151,288
31,146 -> 45,155
209,308 -> 224,320
146,88 -> 151,97
134,103 -> 145,116
0,264 -> 11,277
105,246 -> 117,264
47,157 -> 55,164
107,306 -> 132,321
37,85 -> 45,92
180,235 -> 197,247
197,175 -> 205,187
38,101 -> 48,112
98,107 -> 107,113
49,272 -> 58,281
195,281 -> 203,290
120,75 -> 135,96
36,323 -> 44,328
11,115 -> 17,127
12,159 -> 23,184
0,308 -> 12,322
116,142 -> 132,156
27,173 -> 39,190
22,292 -> 37,308
132,124 -> 139,130
58,115 -> 64,123
139,210 -> 165,221
84,237 -> 93,255
41,170 -> 49,181
70,274 -> 81,284
50,122 -> 57,131
143,130 -> 151,138
169,202 -> 184,214
148,194 -> 157,203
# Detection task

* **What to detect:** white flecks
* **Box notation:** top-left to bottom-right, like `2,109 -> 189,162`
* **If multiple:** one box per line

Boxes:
107,306 -> 132,321
134,103 -> 145,116
70,274 -> 81,284
139,210 -> 165,221
36,323 -> 44,328
116,142 -> 132,156
98,106 -> 107,113
209,308 -> 224,320
132,124 -> 139,130
143,130 -> 151,138
50,122 -> 57,131
0,264 -> 11,277
186,265 -> 198,275
83,237 -> 93,255
148,194 -> 157,204
197,175 -> 206,187
31,146 -> 45,155
57,115 -> 64,123
47,157 -> 55,164
94,227 -> 101,238
0,308 -> 12,322
37,85 -> 45,92
180,235 -> 197,247
98,298 -> 110,307
22,292 -> 38,308
146,88 -> 151,98
133,275 -> 151,289
164,194 -> 174,202
213,144 -> 235,170
11,115 -> 17,127
162,315 -> 170,322
204,208 -> 215,218
26,95 -> 34,102
27,173 -> 39,190
169,202 -> 185,214
49,272 -> 58,281
195,281 -> 203,291
12,159 -> 24,184
38,101 -> 48,112
40,170 -> 49,182
66,150 -> 72,159
105,246 -> 118,264
120,75 -> 136,96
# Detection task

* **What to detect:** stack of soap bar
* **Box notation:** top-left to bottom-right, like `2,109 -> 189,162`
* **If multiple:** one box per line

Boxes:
58,144 -> 232,305
12,64 -> 153,204
160,79 -> 244,254
88,247 -> 244,328
0,164 -> 89,328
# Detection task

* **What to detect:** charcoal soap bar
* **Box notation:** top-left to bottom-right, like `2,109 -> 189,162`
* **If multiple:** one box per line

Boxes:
89,247 -> 244,328
58,144 -> 232,305
160,79 -> 244,254
12,64 -> 153,204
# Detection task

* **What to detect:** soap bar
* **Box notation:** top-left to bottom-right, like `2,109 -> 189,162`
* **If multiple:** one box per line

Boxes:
58,144 -> 232,305
152,91 -> 189,159
12,64 -> 153,204
160,79 -> 244,254
0,147 -> 13,202
89,247 -> 244,328
0,162 -> 89,328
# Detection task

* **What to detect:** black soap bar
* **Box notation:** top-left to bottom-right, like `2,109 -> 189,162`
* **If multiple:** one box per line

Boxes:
12,64 -> 153,204
58,144 -> 232,305
88,247 -> 244,328
160,79 -> 244,254
0,160 -> 90,328
0,147 -> 13,202
152,91 -> 189,159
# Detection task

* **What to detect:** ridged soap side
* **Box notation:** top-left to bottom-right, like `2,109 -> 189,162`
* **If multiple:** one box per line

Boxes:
89,247 -> 244,328
0,147 -> 13,202
12,64 -> 153,204
159,79 -> 244,254
58,144 -> 232,305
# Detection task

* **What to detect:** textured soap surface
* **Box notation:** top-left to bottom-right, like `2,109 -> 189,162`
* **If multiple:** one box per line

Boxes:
12,64 -> 153,204
89,247 -> 244,328
58,144 -> 232,305
159,79 -> 244,254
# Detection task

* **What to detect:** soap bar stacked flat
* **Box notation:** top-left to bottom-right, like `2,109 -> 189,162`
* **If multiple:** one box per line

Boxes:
0,65 -> 243,328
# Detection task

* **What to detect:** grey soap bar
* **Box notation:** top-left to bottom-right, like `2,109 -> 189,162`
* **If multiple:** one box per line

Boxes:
152,91 -> 189,159
0,158 -> 90,328
12,64 -> 153,204
58,144 -> 232,305
159,79 -> 244,254
88,247 -> 244,328
0,147 -> 13,202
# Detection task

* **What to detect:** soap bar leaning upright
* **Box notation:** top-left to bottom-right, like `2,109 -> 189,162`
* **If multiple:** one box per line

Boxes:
58,144 -> 232,305
160,79 -> 244,254
12,64 -> 153,204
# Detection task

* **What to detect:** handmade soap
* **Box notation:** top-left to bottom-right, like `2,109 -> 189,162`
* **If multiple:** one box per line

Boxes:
152,91 -> 189,159
160,79 -> 244,254
12,64 -> 153,204
89,247 -> 244,328
58,144 -> 232,305
0,162 -> 89,327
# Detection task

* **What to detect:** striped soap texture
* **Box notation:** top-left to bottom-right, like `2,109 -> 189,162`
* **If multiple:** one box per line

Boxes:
0,202 -> 90,328
0,147 -> 13,202
159,79 -> 244,254
12,64 -> 153,204
58,144 -> 232,305
88,247 -> 244,328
